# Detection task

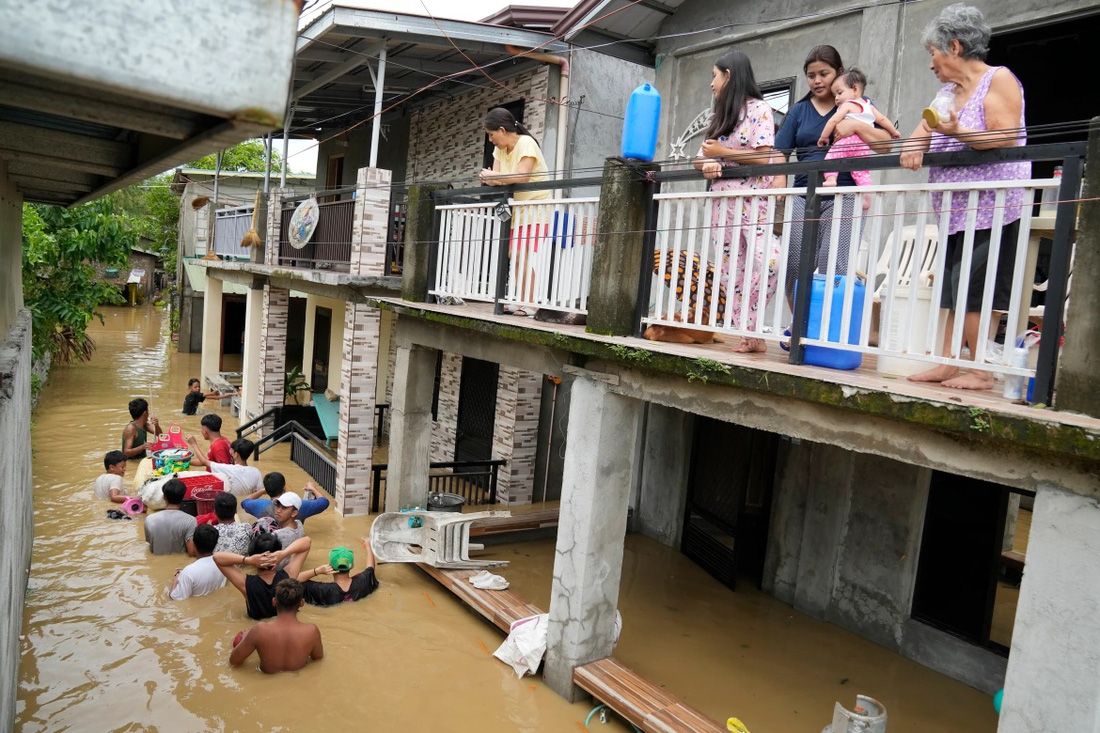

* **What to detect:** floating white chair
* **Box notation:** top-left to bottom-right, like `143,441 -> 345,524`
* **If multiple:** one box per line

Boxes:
369,511 -> 511,568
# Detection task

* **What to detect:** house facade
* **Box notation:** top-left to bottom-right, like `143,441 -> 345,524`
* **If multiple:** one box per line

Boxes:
195,1 -> 1100,731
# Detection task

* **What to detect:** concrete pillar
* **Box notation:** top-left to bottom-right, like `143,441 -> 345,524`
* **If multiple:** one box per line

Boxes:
349,167 -> 392,277
334,302 -> 380,515
301,294 -> 318,388
257,285 -> 289,415
240,280 -> 264,420
200,274 -> 223,384
635,403 -> 693,547
385,343 -> 439,513
1054,117 -> 1100,416
400,183 -> 446,302
544,377 -> 642,700
1000,486 -> 1100,731
586,157 -> 658,337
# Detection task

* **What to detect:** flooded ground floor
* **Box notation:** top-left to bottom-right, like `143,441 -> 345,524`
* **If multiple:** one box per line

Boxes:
17,306 -> 999,732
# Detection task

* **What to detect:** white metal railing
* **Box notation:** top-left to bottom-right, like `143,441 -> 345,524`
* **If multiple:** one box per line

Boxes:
644,178 -> 1062,379
431,197 -> 599,313
213,206 -> 254,259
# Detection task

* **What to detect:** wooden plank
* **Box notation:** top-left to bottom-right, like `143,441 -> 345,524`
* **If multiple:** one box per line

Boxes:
1001,550 -> 1026,572
469,509 -> 560,536
416,564 -> 543,633
574,658 -> 725,733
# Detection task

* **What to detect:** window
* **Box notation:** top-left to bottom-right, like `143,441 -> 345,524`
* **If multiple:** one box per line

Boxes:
760,77 -> 795,133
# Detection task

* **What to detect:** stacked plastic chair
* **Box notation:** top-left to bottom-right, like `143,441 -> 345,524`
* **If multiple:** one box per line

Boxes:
369,511 -> 511,568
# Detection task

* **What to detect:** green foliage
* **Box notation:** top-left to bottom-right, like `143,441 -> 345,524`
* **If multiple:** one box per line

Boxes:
30,372 -> 42,401
609,343 -> 653,366
189,139 -> 282,173
687,357 -> 731,383
114,172 -> 179,273
968,407 -> 992,433
22,197 -> 135,362
284,365 -> 311,405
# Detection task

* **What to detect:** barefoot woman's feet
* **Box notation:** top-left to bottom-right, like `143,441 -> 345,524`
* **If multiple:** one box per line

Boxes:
907,364 -> 960,383
822,175 -> 838,188
734,337 -> 767,353
942,370 -> 995,390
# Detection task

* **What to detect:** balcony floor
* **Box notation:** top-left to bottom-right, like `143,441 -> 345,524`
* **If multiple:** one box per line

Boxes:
383,298 -> 1100,434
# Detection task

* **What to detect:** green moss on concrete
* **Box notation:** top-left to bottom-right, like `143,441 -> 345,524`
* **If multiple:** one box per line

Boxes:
373,300 -> 1100,463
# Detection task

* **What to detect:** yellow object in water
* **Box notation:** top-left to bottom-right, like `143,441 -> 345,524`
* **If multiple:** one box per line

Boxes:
727,717 -> 750,733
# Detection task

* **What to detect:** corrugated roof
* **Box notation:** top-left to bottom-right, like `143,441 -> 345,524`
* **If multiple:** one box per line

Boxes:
553,0 -> 685,66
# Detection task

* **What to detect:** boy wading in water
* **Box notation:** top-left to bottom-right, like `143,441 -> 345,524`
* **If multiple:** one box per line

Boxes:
230,578 -> 323,674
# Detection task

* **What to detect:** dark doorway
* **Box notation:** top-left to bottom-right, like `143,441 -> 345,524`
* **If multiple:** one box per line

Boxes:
911,472 -> 1011,652
532,375 -> 569,503
682,418 -> 778,591
311,306 -> 332,393
482,99 -> 526,169
454,357 -> 499,464
220,296 -> 246,370
286,298 -> 306,375
989,14 -> 1100,167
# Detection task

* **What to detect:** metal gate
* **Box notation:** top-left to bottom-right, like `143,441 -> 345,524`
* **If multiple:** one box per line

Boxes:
682,418 -> 777,591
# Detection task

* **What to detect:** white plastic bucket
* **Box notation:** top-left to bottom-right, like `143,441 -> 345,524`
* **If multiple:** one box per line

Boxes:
877,284 -> 947,376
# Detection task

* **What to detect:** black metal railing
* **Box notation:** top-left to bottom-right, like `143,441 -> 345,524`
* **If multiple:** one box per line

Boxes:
369,458 -> 506,513
278,198 -> 355,270
236,407 -> 277,443
375,402 -> 389,442
249,419 -> 337,496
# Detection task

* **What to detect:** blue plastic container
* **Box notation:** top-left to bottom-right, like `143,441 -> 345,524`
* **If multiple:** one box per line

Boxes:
803,274 -> 866,370
621,83 -> 661,161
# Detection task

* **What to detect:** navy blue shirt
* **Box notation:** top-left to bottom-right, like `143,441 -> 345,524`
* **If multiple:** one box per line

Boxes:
774,97 -> 856,188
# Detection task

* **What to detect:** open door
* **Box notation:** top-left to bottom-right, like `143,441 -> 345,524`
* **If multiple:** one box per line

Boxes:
682,417 -> 778,591
454,357 -> 499,467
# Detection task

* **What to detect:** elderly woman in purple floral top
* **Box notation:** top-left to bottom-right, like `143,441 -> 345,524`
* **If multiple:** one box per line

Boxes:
900,3 -> 1029,391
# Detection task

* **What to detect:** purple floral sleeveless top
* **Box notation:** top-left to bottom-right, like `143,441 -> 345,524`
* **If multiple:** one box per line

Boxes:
928,66 -> 1029,235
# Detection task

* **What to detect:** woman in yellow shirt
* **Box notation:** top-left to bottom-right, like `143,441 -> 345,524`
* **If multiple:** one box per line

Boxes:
479,107 -> 550,315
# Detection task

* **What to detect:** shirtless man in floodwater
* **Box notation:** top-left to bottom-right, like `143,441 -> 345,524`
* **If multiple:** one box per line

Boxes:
230,579 -> 323,674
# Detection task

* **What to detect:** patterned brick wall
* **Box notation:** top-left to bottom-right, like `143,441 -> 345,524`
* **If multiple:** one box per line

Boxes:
429,352 -> 462,463
257,285 -> 289,416
264,191 -> 283,265
493,366 -> 543,504
335,302 -> 381,516
406,67 -> 550,183
383,311 -> 398,437
350,167 -> 392,277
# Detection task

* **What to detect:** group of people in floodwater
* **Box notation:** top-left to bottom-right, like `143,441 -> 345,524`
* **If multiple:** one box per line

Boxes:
98,388 -> 379,674
481,3 -> 1027,391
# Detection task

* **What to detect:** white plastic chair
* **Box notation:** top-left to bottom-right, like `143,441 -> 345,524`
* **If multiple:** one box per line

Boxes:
872,225 -> 939,298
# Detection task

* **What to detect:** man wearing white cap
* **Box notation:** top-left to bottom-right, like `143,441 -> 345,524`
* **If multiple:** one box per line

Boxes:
270,491 -> 305,569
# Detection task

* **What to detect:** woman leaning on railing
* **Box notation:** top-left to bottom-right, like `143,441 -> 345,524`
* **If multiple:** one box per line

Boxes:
900,3 -> 1029,391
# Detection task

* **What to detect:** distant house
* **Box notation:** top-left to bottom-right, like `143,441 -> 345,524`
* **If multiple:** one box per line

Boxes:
93,246 -> 163,304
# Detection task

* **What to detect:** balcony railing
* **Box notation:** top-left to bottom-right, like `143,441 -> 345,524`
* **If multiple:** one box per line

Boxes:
430,188 -> 600,314
213,205 -> 254,259
386,188 -> 408,275
278,197 -> 355,270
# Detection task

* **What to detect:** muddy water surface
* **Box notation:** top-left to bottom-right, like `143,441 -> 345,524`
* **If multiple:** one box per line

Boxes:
19,305 -> 999,733
18,307 -> 624,732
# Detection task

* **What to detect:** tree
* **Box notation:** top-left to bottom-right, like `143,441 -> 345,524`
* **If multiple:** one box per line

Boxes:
189,139 -> 283,173
114,172 -> 179,274
22,197 -> 136,363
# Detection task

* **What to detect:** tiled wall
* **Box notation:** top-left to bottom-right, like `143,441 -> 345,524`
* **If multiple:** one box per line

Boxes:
336,302 -> 380,515
493,366 -> 543,504
257,285 -> 288,416
429,352 -> 462,464
349,167 -> 391,277
406,67 -> 550,183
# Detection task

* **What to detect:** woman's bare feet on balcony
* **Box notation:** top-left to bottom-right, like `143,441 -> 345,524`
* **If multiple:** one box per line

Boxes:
734,337 -> 767,353
907,365 -> 959,383
942,370 -> 995,390
643,324 -> 716,344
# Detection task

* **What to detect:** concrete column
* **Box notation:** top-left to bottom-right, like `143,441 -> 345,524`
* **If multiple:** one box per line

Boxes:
1000,486 -> 1100,731
635,403 -> 693,547
301,294 -> 318,387
257,285 -> 289,416
1054,117 -> 1100,416
585,157 -> 658,337
264,190 -> 282,266
544,377 -> 642,700
200,274 -> 223,384
491,366 -> 543,504
349,167 -> 392,277
240,280 -> 264,420
385,343 -> 439,513
400,183 -> 446,302
334,302 -> 380,515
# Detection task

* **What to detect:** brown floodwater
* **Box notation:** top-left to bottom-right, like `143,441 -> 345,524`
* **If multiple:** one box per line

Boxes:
18,305 -> 999,732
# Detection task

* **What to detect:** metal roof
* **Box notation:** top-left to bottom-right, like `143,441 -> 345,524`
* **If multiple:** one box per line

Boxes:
291,5 -> 569,134
0,0 -> 301,207
554,0 -> 686,66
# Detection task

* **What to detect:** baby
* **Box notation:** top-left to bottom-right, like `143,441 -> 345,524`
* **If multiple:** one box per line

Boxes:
817,68 -> 901,208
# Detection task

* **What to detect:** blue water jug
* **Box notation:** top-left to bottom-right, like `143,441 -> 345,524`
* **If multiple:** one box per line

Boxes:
801,274 -> 866,370
621,83 -> 661,161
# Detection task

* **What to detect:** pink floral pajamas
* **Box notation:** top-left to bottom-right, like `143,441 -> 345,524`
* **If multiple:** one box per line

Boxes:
824,133 -> 872,186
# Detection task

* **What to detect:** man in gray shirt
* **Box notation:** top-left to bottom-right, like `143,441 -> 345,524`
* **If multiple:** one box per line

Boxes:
144,479 -> 195,555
